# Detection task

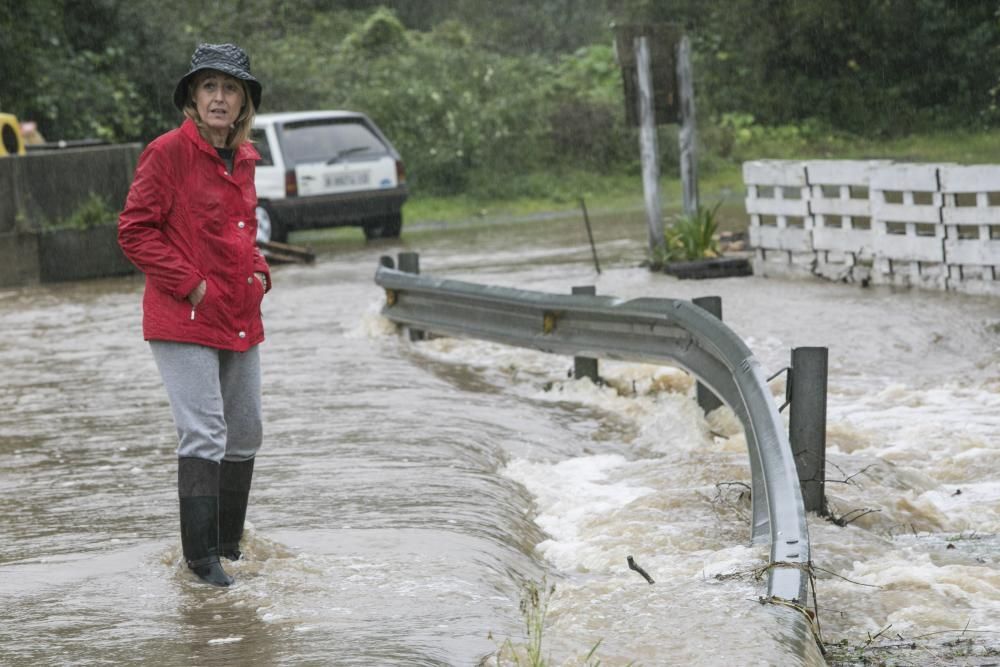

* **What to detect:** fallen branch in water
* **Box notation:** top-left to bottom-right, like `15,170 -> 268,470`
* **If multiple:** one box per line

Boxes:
826,462 -> 875,486
828,507 -> 881,527
627,555 -> 654,584
810,564 -> 882,589
865,624 -> 894,647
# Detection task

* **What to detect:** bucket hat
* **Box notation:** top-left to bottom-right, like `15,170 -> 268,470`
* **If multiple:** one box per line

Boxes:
173,43 -> 262,111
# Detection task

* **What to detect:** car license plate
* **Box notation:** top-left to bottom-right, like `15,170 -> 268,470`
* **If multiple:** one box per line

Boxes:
325,171 -> 370,188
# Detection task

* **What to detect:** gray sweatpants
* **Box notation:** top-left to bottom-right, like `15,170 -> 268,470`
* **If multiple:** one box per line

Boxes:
150,341 -> 263,463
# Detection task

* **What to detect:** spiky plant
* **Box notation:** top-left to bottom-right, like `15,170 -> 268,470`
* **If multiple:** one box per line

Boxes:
649,201 -> 723,268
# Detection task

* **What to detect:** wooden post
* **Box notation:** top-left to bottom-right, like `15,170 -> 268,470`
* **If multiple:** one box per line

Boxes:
579,197 -> 602,275
635,36 -> 664,253
676,35 -> 699,218
571,286 -> 599,382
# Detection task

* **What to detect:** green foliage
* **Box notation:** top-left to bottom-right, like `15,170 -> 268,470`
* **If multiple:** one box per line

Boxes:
324,25 -> 559,195
547,45 -> 635,173
34,47 -> 152,142
650,201 -> 721,266
53,192 -> 116,231
3,0 -> 1000,206
618,0 -> 1000,136
431,20 -> 473,49
701,113 -> 849,162
341,7 -> 409,55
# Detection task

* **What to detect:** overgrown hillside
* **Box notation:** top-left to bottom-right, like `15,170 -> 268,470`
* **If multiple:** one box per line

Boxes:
2,0 -> 998,203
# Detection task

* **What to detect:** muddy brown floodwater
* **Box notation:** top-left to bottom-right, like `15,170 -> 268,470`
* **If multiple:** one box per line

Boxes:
1,213 -> 998,666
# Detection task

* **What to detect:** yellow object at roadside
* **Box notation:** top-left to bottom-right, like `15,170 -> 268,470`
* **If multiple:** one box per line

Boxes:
0,113 -> 26,156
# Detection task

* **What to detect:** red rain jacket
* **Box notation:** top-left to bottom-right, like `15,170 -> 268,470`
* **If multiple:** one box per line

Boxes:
118,119 -> 271,352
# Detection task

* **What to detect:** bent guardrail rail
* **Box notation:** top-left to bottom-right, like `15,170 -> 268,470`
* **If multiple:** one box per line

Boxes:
374,260 -> 810,604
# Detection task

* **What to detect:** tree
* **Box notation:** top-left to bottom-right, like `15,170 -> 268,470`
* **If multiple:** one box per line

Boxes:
607,0 -> 1000,134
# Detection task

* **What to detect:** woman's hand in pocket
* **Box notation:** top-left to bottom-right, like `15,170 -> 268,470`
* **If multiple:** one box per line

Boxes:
187,280 -> 207,306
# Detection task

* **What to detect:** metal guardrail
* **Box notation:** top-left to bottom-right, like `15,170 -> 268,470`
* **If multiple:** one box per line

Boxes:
375,258 -> 811,604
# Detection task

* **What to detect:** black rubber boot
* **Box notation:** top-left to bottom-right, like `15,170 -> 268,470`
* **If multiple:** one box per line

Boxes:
219,458 -> 255,561
178,457 -> 233,587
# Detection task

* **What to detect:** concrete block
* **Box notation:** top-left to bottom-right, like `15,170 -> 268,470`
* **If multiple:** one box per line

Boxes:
0,232 -> 40,288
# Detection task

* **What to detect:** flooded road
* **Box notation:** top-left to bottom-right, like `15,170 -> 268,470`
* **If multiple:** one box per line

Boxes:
1,212 -> 998,665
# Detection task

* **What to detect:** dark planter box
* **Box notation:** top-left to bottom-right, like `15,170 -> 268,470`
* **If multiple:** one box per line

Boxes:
37,224 -> 135,283
0,232 -> 41,288
663,256 -> 753,280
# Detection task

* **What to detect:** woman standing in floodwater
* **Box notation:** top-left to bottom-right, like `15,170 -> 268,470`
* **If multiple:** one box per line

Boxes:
118,43 -> 270,586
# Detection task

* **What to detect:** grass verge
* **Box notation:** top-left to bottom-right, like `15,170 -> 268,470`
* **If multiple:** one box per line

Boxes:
405,127 -> 1000,233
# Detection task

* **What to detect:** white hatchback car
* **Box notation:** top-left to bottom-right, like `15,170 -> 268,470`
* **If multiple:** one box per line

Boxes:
251,110 -> 408,242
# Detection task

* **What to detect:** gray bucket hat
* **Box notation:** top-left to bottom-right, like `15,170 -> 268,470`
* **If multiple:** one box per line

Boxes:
173,43 -> 262,111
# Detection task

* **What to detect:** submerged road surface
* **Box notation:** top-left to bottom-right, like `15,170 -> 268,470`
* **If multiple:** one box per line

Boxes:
1,214 -> 998,665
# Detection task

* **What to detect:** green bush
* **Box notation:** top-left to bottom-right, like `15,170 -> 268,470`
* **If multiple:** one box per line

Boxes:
320,25 -> 558,195
53,192 -> 116,231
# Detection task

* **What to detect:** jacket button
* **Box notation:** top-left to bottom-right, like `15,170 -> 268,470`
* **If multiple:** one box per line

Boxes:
247,276 -> 253,284
237,221 -> 246,229
238,331 -> 246,339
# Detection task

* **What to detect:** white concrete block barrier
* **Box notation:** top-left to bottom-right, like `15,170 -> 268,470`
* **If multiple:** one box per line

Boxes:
742,159 -> 1000,296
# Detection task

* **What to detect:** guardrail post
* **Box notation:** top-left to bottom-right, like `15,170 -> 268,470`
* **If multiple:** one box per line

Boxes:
571,286 -> 599,381
692,296 -> 723,413
789,346 -> 829,515
397,252 -> 424,341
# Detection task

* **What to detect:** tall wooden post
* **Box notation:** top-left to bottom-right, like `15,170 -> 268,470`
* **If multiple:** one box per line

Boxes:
635,36 -> 664,253
677,35 -> 699,218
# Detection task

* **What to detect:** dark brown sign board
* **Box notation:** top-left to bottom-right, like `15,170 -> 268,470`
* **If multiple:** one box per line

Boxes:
614,23 -> 682,126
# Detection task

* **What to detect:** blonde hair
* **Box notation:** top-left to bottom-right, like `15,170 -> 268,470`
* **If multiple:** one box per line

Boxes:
182,71 -> 256,148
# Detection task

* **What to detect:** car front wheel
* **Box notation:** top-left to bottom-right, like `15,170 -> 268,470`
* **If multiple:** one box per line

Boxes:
255,203 -> 288,243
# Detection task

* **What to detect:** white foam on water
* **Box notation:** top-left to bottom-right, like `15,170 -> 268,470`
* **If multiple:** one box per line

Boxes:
415,308 -> 1000,660
410,333 -> 820,661
503,454 -> 654,572
346,298 -> 399,339
502,446 -> 818,663
795,367 -> 1000,652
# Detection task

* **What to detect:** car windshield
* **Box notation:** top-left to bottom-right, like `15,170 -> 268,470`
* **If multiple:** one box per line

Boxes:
278,119 -> 388,165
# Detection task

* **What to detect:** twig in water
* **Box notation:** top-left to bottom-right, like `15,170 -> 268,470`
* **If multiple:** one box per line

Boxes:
864,624 -> 893,648
911,629 -> 1000,639
828,507 -> 881,527
810,564 -> 883,589
826,463 -> 875,485
627,555 -> 655,584
807,562 -> 825,650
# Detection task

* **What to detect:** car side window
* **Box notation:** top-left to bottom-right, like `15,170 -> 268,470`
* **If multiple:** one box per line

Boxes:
250,128 -> 274,166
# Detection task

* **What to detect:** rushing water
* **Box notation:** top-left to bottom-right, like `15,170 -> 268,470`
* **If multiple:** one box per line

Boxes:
1,212 -> 998,666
